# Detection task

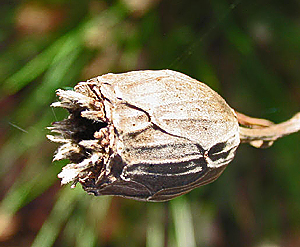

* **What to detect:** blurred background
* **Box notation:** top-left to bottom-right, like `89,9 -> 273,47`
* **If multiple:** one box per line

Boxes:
0,0 -> 300,246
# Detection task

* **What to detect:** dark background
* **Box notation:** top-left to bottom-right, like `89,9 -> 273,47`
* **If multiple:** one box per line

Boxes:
0,0 -> 300,246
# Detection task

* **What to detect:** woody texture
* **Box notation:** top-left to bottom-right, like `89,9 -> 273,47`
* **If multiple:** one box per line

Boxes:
47,70 -> 300,201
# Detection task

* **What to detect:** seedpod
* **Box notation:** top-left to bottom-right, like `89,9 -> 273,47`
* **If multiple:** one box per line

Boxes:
47,70 -> 300,201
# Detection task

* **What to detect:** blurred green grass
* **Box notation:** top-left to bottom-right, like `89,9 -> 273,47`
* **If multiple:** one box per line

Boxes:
0,0 -> 300,246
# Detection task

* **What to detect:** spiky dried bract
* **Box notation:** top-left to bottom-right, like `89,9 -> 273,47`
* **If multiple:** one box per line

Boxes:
47,82 -> 111,185
48,70 -> 240,201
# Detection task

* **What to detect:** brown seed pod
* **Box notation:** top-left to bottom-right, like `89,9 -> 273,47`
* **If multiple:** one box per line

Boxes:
47,69 -> 300,201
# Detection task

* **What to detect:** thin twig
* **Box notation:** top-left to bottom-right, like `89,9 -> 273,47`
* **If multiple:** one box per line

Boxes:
235,111 -> 274,128
238,112 -> 300,148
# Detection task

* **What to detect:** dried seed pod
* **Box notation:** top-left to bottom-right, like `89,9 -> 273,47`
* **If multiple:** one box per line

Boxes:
48,70 -> 241,201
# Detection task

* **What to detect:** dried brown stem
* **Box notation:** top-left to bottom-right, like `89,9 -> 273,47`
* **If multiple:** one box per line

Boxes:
238,112 -> 300,148
236,111 -> 274,128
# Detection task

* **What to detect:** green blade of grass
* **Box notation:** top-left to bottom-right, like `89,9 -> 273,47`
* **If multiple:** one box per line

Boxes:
146,203 -> 165,247
171,197 -> 196,247
0,162 -> 63,217
3,31 -> 78,94
0,109 -> 56,176
30,186 -> 81,247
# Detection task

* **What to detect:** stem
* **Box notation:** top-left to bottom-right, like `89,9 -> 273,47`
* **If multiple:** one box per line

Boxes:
236,111 -> 274,128
238,112 -> 300,148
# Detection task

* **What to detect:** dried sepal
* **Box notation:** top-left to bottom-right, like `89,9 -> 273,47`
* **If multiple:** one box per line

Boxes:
58,152 -> 103,185
48,83 -> 110,188
52,142 -> 81,161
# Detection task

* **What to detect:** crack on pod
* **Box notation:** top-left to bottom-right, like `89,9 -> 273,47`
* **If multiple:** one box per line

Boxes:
120,100 -> 200,144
